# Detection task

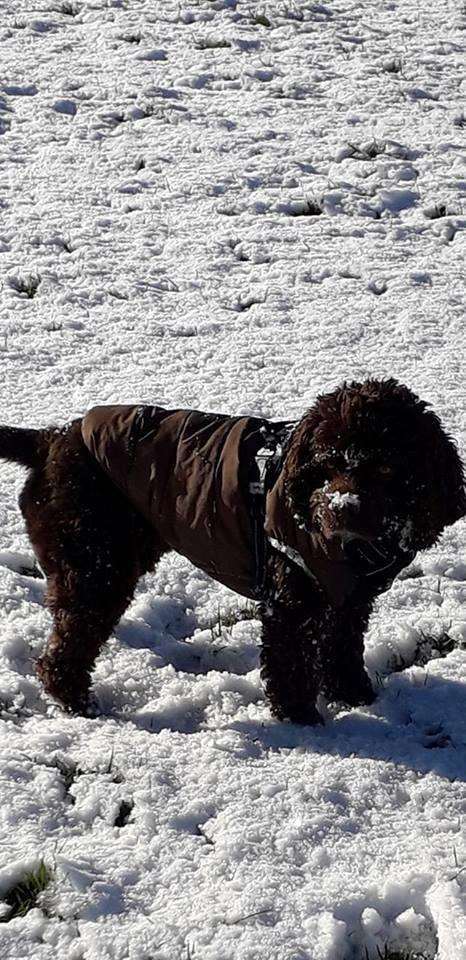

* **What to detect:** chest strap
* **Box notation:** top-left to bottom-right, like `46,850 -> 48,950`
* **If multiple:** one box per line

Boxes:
249,421 -> 296,599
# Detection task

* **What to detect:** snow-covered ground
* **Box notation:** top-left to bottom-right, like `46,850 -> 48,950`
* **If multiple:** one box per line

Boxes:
0,1 -> 465,957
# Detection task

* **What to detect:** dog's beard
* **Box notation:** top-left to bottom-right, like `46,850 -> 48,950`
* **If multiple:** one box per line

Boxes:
314,508 -> 416,578
342,537 -> 401,576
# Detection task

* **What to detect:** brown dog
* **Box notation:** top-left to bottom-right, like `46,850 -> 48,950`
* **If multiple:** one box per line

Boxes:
0,379 -> 464,723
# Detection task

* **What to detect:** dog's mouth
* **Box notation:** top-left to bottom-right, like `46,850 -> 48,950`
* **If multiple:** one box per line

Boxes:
333,532 -> 403,576
345,539 -> 394,574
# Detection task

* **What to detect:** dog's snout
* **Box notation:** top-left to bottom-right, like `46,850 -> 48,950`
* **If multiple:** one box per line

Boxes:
324,488 -> 360,514
314,482 -> 363,541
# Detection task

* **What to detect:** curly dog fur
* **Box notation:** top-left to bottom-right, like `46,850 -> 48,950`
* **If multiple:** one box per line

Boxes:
1,378 -> 464,723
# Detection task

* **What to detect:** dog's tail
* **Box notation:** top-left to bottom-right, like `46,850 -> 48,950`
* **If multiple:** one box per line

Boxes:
0,425 -> 42,469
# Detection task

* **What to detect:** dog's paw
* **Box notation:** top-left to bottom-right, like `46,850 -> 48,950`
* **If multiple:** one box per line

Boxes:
324,675 -> 376,709
36,656 -> 91,716
281,705 -> 324,726
340,688 -> 376,709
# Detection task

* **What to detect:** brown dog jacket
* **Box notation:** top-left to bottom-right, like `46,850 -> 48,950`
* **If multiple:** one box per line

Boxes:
81,404 -> 385,606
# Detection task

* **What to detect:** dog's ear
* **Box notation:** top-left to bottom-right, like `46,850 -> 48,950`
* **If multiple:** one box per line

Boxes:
409,408 -> 466,548
357,380 -> 466,543
282,405 -> 329,523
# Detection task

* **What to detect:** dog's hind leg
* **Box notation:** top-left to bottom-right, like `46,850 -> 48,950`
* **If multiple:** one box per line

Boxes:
20,423 -> 162,712
37,533 -> 163,711
37,569 -> 137,713
37,523 -> 158,713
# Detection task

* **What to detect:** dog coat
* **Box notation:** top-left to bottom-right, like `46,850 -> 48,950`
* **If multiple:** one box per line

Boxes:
81,404 -> 402,605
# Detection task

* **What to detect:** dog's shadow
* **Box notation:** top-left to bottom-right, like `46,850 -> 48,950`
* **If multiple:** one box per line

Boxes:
230,672 -> 466,781
107,597 -> 466,774
95,595 -> 261,733
116,594 -> 260,678
108,603 -> 466,777
9,562 -> 465,771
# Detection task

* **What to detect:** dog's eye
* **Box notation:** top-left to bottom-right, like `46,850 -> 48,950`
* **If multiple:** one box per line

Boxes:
377,465 -> 395,477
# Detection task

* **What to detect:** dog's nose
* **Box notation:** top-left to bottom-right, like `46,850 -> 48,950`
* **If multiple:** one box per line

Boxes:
316,484 -> 363,541
324,488 -> 361,514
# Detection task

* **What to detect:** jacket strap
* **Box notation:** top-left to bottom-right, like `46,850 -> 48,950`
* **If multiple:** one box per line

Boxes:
249,421 -> 297,598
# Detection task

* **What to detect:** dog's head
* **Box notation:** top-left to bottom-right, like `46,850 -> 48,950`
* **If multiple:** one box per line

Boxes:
283,378 -> 465,574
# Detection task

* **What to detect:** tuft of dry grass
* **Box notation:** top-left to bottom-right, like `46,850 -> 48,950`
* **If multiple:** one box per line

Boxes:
423,203 -> 447,219
385,625 -> 456,677
366,948 -> 430,960
0,861 -> 52,922
207,602 -> 258,641
252,13 -> 272,27
8,274 -> 41,299
382,56 -> 403,74
194,36 -> 231,49
114,799 -> 134,828
58,1 -> 79,15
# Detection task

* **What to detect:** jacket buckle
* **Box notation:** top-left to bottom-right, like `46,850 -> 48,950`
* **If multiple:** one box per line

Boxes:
249,481 -> 264,495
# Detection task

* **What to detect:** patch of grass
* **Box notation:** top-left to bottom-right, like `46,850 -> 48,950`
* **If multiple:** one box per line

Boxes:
233,294 -> 264,312
58,1 -> 79,14
45,320 -> 63,332
196,824 -> 214,845
53,756 -> 81,802
368,279 -> 387,296
208,602 -> 258,640
46,751 -> 124,804
287,197 -> 323,216
301,198 -> 323,216
194,37 -> 231,49
251,13 -> 272,27
347,139 -> 386,160
0,861 -> 52,922
382,56 -> 403,74
366,948 -> 430,960
418,629 -> 456,659
387,626 -> 456,676
120,33 -> 141,44
423,203 -> 447,219
9,274 -> 41,298
114,799 -> 134,828
104,745 -> 125,784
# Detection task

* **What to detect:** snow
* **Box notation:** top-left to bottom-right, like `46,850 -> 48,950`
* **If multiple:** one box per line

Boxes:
0,0 -> 465,957
326,490 -> 361,510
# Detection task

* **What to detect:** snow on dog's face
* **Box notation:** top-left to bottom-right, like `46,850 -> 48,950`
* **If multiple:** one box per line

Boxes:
283,378 -> 465,570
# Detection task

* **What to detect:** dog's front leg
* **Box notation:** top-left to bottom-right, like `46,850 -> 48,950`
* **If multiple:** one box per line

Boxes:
259,553 -> 324,724
260,599 -> 323,725
318,602 -> 375,708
